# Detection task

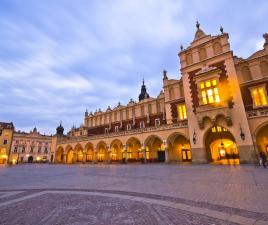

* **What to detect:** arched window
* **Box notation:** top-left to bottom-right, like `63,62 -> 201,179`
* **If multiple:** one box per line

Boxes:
213,42 -> 222,55
241,66 -> 252,82
186,53 -> 193,65
199,48 -> 207,61
260,61 -> 268,77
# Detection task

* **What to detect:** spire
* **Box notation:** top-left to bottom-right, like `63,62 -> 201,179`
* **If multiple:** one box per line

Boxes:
138,79 -> 150,102
56,121 -> 64,135
194,20 -> 206,41
85,108 -> 88,117
163,70 -> 168,80
196,20 -> 200,30
263,33 -> 268,46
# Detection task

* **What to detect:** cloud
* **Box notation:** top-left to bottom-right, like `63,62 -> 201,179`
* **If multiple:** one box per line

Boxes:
0,0 -> 266,134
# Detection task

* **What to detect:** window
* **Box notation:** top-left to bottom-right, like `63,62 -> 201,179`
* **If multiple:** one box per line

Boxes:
156,102 -> 161,113
105,128 -> 109,134
186,53 -> 193,65
30,147 -> 34,153
22,146 -> 25,153
44,147 -> 48,154
38,147 -> 41,153
251,86 -> 268,107
213,42 -> 222,55
127,124 -> 132,131
14,147 -> 17,153
199,79 -> 220,105
177,104 -> 187,120
155,119 -> 160,126
140,121 -> 145,129
169,88 -> 174,100
3,140 -> 7,145
199,48 -> 207,61
114,126 -> 118,132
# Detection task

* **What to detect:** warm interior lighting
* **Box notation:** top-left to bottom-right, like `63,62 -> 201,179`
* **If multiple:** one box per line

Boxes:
178,104 -> 187,120
200,79 -> 221,105
251,86 -> 268,107
36,156 -> 41,161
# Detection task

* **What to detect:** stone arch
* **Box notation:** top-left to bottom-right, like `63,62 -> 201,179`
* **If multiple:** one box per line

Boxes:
96,141 -> 108,162
260,60 -> 268,77
144,135 -> 164,162
56,146 -> 64,163
167,132 -> 191,162
203,125 -> 239,164
85,142 -> 94,162
126,137 -> 142,162
241,65 -> 252,82
213,42 -> 222,55
65,145 -> 74,164
199,48 -> 207,61
110,139 -> 123,162
74,143 -> 83,163
255,122 -> 268,155
186,53 -> 193,65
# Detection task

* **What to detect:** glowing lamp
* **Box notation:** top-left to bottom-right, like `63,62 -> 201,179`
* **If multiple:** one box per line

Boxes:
219,149 -> 226,157
26,154 -> 29,158
36,156 -> 41,161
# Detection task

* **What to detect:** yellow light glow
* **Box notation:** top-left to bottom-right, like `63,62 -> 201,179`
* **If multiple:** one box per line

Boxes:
1,154 -> 7,159
212,79 -> 217,86
177,104 -> 187,120
36,156 -> 41,161
205,81 -> 211,87
219,149 -> 226,157
200,83 -> 204,89
252,87 -> 268,106
12,158 -> 16,164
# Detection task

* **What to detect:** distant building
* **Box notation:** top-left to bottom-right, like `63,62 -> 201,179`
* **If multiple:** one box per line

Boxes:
0,122 -> 14,164
10,127 -> 52,163
50,23 -> 268,165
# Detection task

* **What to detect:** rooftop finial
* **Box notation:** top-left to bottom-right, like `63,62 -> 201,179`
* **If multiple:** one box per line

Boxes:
196,20 -> 200,29
142,77 -> 144,85
163,70 -> 168,80
220,26 -> 224,34
180,44 -> 183,51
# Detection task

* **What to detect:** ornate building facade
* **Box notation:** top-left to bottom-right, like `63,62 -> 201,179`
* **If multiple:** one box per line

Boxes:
0,122 -> 14,164
10,127 -> 52,163
52,23 -> 268,165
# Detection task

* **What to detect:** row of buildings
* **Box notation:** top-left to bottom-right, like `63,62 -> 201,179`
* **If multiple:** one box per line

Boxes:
1,23 -> 268,165
0,124 -> 52,164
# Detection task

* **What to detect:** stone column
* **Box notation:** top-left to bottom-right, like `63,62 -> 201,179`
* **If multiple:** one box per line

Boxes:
163,140 -> 169,163
73,152 -> 77,164
142,142 -> 146,163
63,153 -> 67,163
82,151 -> 86,164
123,144 -> 127,163
107,146 -> 111,164
94,146 -> 98,163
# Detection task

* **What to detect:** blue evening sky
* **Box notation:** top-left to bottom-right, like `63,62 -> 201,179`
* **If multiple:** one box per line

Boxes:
0,0 -> 267,134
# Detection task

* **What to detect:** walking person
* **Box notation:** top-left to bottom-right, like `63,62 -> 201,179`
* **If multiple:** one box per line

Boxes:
259,151 -> 267,168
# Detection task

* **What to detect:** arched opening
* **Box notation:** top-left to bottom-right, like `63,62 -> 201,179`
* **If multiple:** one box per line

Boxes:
126,137 -> 142,162
97,142 -> 108,162
56,146 -> 64,163
110,139 -> 123,162
241,66 -> 252,82
205,125 -> 239,164
260,61 -> 268,77
199,48 -> 207,61
28,155 -> 33,163
213,42 -> 222,55
145,135 -> 164,162
74,144 -> 83,163
256,124 -> 268,157
66,146 -> 74,164
167,133 -> 191,162
85,143 -> 94,162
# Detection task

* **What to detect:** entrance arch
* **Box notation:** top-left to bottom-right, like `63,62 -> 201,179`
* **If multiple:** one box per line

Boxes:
204,125 -> 239,164
97,141 -> 108,162
56,146 -> 64,163
256,123 -> 268,156
85,142 -> 94,162
74,144 -> 83,163
126,137 -> 142,162
144,135 -> 164,162
66,146 -> 74,164
110,139 -> 123,162
167,133 -> 191,162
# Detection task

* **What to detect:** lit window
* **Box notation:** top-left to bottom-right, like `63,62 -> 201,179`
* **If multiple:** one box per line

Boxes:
251,86 -> 268,107
177,104 -> 187,120
199,79 -> 220,105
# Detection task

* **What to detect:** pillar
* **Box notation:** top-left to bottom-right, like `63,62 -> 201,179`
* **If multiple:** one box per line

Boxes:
123,144 -> 127,163
107,146 -> 111,164
73,152 -> 77,164
82,152 -> 86,164
163,140 -> 169,163
63,153 -> 67,163
142,142 -> 146,163
94,147 -> 98,163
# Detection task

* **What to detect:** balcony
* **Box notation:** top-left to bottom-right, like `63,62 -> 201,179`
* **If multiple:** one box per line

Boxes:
247,108 -> 268,118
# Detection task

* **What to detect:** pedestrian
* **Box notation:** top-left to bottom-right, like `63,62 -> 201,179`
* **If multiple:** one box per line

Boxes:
259,151 -> 267,168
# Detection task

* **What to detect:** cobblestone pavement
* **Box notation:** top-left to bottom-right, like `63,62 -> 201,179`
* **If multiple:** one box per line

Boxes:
0,164 -> 267,225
